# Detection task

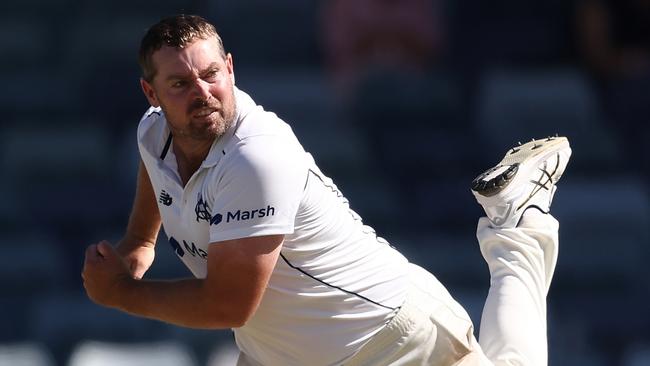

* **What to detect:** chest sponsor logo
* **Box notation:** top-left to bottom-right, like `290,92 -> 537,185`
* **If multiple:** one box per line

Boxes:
211,205 -> 276,226
159,190 -> 172,206
169,236 -> 207,259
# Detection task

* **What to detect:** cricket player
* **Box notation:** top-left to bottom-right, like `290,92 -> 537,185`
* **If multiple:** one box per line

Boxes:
82,14 -> 571,366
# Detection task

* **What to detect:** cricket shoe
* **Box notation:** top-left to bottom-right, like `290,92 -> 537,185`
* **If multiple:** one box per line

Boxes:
471,136 -> 572,228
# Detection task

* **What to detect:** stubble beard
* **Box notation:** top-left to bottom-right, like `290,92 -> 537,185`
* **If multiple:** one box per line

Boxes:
164,90 -> 237,142
188,104 -> 235,141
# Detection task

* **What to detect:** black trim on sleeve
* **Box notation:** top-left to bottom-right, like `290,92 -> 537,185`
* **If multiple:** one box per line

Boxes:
305,169 -> 343,198
303,169 -> 362,226
160,132 -> 172,160
279,253 -> 397,311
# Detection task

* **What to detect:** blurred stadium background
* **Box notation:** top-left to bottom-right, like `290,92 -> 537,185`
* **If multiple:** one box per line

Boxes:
1,0 -> 649,365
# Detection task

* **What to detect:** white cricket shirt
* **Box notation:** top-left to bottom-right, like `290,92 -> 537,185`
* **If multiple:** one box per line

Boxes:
137,88 -> 410,365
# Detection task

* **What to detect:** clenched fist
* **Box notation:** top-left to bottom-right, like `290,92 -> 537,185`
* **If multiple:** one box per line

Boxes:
82,240 -> 132,308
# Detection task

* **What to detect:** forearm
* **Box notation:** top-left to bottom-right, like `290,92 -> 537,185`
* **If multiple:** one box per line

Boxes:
84,237 -> 282,331
116,234 -> 156,256
116,160 -> 162,276
117,160 -> 162,257
115,277 -> 245,329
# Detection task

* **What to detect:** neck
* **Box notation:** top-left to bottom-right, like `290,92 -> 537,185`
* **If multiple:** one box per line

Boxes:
172,136 -> 214,186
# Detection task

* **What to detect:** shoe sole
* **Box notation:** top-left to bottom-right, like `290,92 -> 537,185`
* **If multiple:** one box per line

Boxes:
471,136 -> 569,198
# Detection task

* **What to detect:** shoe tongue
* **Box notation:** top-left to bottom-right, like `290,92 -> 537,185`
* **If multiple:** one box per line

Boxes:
483,165 -> 511,180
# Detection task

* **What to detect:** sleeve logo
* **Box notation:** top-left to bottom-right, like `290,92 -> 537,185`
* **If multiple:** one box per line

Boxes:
210,213 -> 223,225
210,206 -> 276,226
195,193 -> 276,226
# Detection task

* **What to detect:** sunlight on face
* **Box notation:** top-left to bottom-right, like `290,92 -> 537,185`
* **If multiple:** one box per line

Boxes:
149,37 -> 236,141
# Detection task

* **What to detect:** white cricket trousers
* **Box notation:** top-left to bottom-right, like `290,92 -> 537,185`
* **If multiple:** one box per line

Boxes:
238,210 -> 559,366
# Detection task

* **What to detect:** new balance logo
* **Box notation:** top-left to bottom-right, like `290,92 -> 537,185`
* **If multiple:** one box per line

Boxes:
211,205 -> 276,226
159,190 -> 172,206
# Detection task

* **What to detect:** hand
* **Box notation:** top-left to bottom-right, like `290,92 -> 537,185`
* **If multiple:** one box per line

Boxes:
121,245 -> 155,280
82,240 -> 132,308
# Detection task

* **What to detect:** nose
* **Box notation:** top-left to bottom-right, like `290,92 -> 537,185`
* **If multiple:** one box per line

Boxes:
192,78 -> 212,101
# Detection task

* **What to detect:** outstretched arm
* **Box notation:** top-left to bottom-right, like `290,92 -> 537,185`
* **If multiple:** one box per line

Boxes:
116,160 -> 162,279
82,234 -> 284,329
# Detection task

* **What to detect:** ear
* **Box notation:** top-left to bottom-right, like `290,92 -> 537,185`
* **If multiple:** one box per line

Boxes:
140,78 -> 160,107
225,53 -> 235,85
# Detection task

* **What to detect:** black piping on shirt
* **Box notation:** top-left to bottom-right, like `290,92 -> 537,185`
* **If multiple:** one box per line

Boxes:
160,132 -> 172,160
279,253 -> 397,311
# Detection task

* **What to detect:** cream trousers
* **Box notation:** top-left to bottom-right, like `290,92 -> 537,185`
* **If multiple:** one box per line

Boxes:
239,210 -> 559,366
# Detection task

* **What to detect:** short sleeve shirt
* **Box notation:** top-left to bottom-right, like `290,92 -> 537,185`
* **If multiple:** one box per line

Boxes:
138,87 -> 410,366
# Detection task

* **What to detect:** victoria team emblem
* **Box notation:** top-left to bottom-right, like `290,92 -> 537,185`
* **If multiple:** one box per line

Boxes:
195,193 -> 212,222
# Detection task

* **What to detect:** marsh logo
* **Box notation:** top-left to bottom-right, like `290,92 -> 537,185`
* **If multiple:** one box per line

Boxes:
168,237 -> 207,259
210,213 -> 222,225
169,236 -> 184,257
210,205 -> 276,226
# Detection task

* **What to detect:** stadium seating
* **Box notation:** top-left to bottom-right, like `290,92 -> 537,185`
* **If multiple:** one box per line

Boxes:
206,0 -> 322,69
1,1 -> 647,364
553,177 -> 649,284
207,344 -> 240,366
67,341 -> 197,366
29,294 -> 151,363
0,343 -> 55,366
475,68 -> 623,173
622,343 -> 650,366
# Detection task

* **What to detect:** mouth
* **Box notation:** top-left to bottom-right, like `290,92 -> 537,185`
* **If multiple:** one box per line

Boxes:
192,107 -> 218,119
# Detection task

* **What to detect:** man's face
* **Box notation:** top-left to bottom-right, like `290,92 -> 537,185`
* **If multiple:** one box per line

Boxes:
141,37 -> 236,141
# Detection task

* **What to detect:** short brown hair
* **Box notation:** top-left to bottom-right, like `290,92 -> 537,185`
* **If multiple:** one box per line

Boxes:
138,14 -> 226,82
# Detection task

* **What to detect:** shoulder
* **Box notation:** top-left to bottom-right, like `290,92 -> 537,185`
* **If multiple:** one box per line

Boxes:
235,107 -> 297,143
231,87 -> 301,145
223,131 -> 306,183
137,106 -> 165,141
223,100 -> 305,171
137,107 -> 169,160
210,118 -> 308,195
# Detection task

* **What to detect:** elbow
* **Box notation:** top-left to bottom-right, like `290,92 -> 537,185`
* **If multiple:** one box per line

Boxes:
228,304 -> 256,328
199,312 -> 248,329
203,301 -> 256,329
201,279 -> 263,328
229,316 -> 248,329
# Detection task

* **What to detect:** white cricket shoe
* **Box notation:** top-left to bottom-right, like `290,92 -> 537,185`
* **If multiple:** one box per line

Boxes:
471,136 -> 572,228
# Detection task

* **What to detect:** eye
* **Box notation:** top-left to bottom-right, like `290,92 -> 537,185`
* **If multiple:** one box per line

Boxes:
171,80 -> 187,88
204,69 -> 219,82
